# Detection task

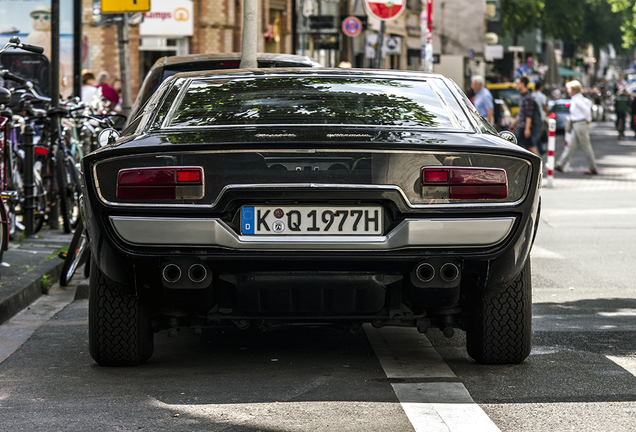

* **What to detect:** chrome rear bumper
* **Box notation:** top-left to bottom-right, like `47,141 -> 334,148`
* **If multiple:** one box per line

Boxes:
109,216 -> 515,251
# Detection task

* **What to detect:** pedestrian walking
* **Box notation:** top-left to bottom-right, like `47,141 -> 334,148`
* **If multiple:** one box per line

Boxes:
471,75 -> 494,124
614,89 -> 629,137
555,80 -> 598,175
96,71 -> 120,112
81,70 -> 97,105
509,76 -> 539,155
532,81 -> 548,155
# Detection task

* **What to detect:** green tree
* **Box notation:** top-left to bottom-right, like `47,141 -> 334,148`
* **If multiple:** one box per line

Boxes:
543,0 -> 625,50
607,0 -> 636,48
501,0 -> 544,45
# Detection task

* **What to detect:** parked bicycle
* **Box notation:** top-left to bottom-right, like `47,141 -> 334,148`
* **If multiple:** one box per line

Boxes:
0,37 -> 45,259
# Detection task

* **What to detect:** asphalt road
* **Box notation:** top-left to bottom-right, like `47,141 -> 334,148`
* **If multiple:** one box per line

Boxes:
0,120 -> 635,432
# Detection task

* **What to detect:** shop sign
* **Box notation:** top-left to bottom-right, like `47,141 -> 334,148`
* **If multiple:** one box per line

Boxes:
139,0 -> 193,36
101,0 -> 150,14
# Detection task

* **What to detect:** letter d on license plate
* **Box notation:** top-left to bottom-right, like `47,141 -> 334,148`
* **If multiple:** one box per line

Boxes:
241,205 -> 383,236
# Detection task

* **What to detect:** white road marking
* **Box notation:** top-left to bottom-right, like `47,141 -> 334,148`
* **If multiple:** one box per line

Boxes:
364,325 -> 501,432
606,356 -> 636,378
530,246 -> 564,259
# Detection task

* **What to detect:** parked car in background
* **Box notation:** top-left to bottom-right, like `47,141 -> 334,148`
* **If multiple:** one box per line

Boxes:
487,82 -> 535,116
83,69 -> 541,367
548,99 -> 571,132
128,53 -> 322,124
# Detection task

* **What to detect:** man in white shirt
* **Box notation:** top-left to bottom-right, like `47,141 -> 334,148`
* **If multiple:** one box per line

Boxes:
555,80 -> 598,175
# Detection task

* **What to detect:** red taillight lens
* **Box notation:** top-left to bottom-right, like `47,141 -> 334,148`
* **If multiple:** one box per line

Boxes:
565,103 -> 570,108
550,112 -> 556,119
117,167 -> 204,200
176,169 -> 201,183
34,146 -> 48,156
421,167 -> 507,199
423,168 -> 449,183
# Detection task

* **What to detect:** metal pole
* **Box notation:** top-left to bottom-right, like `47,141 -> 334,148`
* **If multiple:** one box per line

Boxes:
240,0 -> 258,68
73,0 -> 82,98
117,15 -> 132,117
375,20 -> 385,69
23,126 -> 34,238
51,0 -> 60,105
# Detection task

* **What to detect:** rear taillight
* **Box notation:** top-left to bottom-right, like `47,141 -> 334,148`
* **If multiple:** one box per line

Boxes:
34,146 -> 48,156
421,167 -> 507,199
549,112 -> 556,119
117,167 -> 204,200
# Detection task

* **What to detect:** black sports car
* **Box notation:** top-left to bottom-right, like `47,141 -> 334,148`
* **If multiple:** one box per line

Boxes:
81,69 -> 542,366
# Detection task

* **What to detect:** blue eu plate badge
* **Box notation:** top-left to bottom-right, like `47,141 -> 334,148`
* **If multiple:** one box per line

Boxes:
241,206 -> 255,234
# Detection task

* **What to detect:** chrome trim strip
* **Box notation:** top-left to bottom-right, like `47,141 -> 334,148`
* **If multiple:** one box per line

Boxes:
162,78 -> 192,129
109,216 -> 515,250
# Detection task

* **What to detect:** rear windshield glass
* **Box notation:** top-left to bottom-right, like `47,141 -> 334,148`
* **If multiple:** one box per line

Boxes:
163,76 -> 465,130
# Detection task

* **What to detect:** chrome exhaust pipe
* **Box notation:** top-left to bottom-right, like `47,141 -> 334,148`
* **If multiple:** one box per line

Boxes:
415,262 -> 435,283
162,264 -> 182,283
440,263 -> 459,283
188,263 -> 208,283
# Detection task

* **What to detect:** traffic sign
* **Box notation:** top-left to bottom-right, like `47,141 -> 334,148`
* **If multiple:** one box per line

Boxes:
364,0 -> 405,21
342,16 -> 362,37
101,0 -> 151,14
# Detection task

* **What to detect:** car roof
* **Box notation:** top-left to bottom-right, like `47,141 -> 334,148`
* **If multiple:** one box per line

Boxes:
167,67 -> 448,81
154,52 -> 322,69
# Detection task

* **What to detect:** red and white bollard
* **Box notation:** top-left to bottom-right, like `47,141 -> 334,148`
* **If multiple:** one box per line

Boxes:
546,118 -> 556,188
563,130 -> 572,172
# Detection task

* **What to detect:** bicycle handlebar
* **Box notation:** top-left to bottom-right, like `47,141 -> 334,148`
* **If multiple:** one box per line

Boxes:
5,37 -> 44,55
18,43 -> 44,55
0,70 -> 27,85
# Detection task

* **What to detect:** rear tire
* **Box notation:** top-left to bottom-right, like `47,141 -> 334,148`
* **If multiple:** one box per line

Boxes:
466,259 -> 532,364
88,260 -> 154,366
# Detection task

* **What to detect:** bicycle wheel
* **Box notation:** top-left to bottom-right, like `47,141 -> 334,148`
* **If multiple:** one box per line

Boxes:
56,149 -> 81,234
13,172 -> 47,236
60,218 -> 89,286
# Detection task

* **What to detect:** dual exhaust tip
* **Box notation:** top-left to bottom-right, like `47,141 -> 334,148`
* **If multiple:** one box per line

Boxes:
163,263 -> 208,284
415,262 -> 460,284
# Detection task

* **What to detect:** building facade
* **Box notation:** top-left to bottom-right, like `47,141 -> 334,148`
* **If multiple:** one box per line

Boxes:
0,0 -> 489,102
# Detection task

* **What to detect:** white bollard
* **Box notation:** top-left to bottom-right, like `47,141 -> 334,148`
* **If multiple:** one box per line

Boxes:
546,118 -> 556,188
563,130 -> 572,172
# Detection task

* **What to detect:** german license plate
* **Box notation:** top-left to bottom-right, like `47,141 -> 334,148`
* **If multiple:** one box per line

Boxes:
241,206 -> 383,235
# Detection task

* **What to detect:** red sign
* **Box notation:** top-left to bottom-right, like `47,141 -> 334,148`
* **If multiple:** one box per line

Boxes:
364,0 -> 405,21
342,16 -> 362,37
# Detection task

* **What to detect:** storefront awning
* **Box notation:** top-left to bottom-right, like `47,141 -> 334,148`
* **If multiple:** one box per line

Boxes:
558,67 -> 583,77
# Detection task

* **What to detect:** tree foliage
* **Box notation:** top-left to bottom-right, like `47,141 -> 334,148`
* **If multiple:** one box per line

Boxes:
607,0 -> 636,48
501,0 -> 544,45
502,0 -> 629,50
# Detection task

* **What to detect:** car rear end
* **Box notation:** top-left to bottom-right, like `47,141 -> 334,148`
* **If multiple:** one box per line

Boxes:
83,70 -> 541,365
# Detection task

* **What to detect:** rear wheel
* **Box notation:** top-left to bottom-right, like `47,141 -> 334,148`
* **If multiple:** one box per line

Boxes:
466,259 -> 532,364
88,260 -> 154,366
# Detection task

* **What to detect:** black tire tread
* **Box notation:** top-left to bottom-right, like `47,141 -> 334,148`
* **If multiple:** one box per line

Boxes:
88,260 -> 153,366
466,259 -> 532,364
